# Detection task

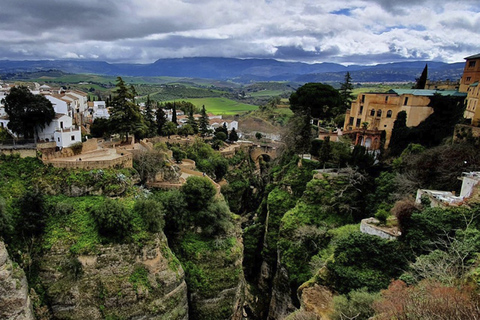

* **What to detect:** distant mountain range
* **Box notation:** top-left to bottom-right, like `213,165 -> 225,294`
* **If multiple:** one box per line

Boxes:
0,57 -> 465,83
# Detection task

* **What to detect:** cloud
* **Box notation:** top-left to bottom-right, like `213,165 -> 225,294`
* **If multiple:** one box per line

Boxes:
0,0 -> 478,64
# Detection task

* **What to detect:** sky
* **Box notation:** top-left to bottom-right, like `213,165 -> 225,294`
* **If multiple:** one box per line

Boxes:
1,0 -> 479,65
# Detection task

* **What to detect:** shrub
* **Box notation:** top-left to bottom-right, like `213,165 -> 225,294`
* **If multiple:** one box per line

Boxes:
330,288 -> 379,320
94,198 -> 133,240
134,198 -> 165,233
375,209 -> 389,225
181,176 -> 216,211
0,197 -> 11,239
16,190 -> 47,237
70,142 -> 83,155
373,280 -> 480,320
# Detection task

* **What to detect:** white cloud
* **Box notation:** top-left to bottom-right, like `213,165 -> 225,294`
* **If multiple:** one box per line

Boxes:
0,0 -> 478,64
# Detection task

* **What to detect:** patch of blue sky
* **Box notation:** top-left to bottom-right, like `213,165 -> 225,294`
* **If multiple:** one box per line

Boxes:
330,8 -> 352,16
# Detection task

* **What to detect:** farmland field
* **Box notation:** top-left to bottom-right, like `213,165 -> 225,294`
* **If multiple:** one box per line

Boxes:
165,97 -> 258,115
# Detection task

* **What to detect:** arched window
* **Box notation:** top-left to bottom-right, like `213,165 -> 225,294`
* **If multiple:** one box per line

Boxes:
377,109 -> 382,117
370,109 -> 375,116
386,110 -> 393,118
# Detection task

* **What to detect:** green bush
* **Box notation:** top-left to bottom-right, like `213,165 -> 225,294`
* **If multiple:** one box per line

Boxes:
134,198 -> 165,233
181,176 -> 216,211
94,198 -> 133,240
375,209 -> 389,225
330,288 -> 379,320
327,232 -> 407,293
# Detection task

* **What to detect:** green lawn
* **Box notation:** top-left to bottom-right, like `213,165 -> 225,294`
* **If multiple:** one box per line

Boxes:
166,97 -> 258,115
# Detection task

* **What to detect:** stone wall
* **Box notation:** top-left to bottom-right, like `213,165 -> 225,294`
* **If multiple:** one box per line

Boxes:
0,148 -> 37,158
46,149 -> 133,169
82,138 -> 98,153
360,218 -> 399,240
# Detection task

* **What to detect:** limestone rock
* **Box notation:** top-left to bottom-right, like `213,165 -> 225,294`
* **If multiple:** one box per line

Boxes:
0,241 -> 34,320
38,233 -> 188,320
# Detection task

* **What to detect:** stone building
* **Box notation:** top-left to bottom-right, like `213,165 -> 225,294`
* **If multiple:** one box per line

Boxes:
343,89 -> 465,149
459,53 -> 480,93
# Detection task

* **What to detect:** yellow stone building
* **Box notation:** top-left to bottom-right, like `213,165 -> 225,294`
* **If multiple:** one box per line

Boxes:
343,89 -> 465,149
459,53 -> 480,93
461,54 -> 480,125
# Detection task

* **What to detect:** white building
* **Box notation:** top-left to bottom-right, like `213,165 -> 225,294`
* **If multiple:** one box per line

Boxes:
1,91 -> 81,148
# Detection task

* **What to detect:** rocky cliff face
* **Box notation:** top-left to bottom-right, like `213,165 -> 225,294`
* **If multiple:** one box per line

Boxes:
173,232 -> 246,320
0,241 -> 34,320
38,233 -> 188,319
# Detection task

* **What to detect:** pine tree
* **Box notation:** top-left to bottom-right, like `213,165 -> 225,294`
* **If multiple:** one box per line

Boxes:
339,72 -> 354,113
156,106 -> 167,136
199,105 -> 210,136
172,102 -> 177,125
413,64 -> 428,89
187,111 -> 199,134
143,95 -> 155,137
229,127 -> 239,142
109,77 -> 143,141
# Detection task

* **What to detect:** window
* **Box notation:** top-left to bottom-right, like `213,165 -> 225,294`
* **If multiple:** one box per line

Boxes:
404,97 -> 409,105
57,137 -> 60,142
60,121 -> 64,129
386,110 -> 393,118
370,109 -> 375,116
356,119 -> 361,127
361,95 -> 365,103
469,61 -> 476,67
466,77 -> 471,82
377,109 -> 382,117
385,96 -> 389,103
349,117 -> 354,125
71,135 -> 75,141
359,105 -> 364,115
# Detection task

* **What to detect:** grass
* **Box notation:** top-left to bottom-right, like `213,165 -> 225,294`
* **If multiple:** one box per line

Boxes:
166,97 -> 258,115
249,90 -> 286,98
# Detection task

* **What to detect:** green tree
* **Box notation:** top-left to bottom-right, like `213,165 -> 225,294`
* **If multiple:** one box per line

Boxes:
187,111 -> 199,134
327,232 -> 407,293
289,82 -> 343,121
163,121 -> 177,138
134,198 -> 165,233
90,118 -> 111,138
198,105 -> 210,136
4,86 -> 55,139
339,72 -> 355,112
319,136 -> 332,167
283,110 -> 313,155
228,128 -> 239,142
178,124 -> 194,137
109,77 -> 143,141
413,64 -> 428,89
181,176 -> 216,211
156,106 -> 167,136
94,198 -> 133,240
172,103 -> 178,125
16,190 -> 47,237
143,95 -> 156,137
172,147 -> 186,163
214,131 -> 227,141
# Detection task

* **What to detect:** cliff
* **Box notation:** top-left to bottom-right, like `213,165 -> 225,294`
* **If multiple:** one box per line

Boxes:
37,233 -> 188,319
0,241 -> 34,320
